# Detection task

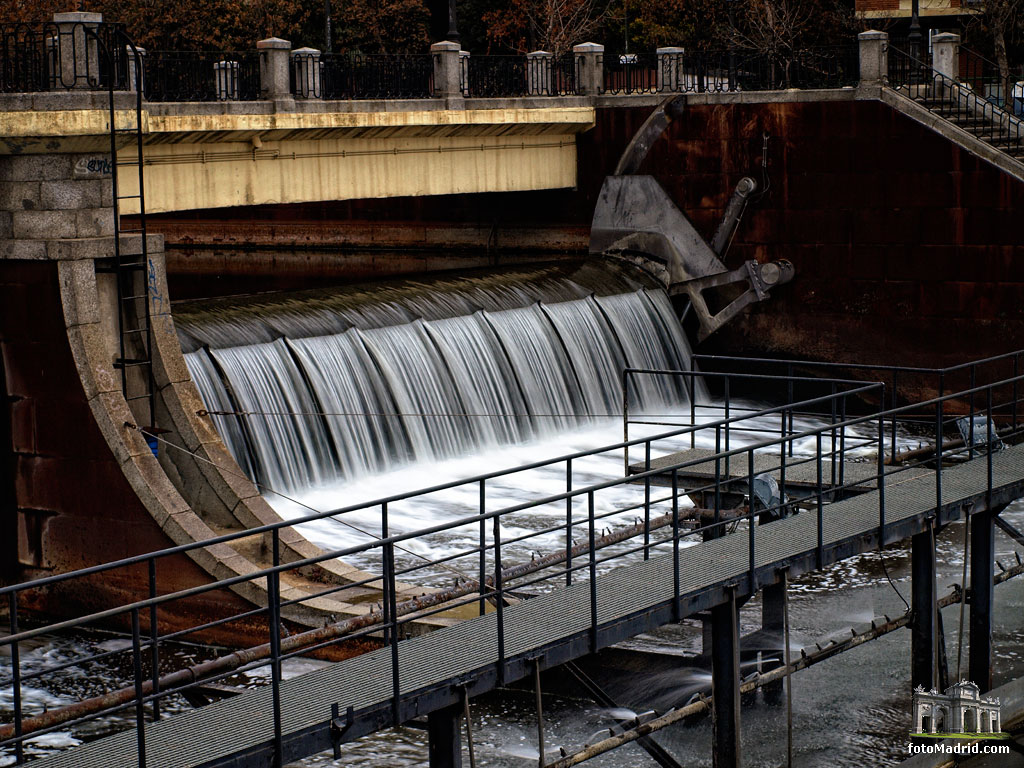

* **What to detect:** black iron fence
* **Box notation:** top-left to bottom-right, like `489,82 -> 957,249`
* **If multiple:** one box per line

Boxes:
0,21 -> 129,92
888,45 -> 1024,159
599,45 -> 859,96
290,52 -> 434,100
0,353 -> 1022,767
142,50 -> 260,101
460,54 -> 578,98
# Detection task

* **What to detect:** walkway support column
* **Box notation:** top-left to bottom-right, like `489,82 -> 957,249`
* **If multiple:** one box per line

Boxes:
428,703 -> 463,768
858,30 -> 888,87
573,42 -> 604,96
911,525 -> 937,691
762,572 -> 787,703
970,508 -> 995,691
711,589 -> 741,768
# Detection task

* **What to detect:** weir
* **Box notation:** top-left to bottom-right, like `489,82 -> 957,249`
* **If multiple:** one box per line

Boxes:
176,264 -> 698,495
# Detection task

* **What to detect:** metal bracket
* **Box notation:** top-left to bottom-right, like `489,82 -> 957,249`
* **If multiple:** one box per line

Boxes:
330,703 -> 354,759
669,259 -> 795,342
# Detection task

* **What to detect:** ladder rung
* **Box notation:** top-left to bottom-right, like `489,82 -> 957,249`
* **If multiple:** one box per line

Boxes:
121,294 -> 149,301
117,194 -> 143,201
114,358 -> 151,368
124,328 -> 150,335
126,394 -> 153,402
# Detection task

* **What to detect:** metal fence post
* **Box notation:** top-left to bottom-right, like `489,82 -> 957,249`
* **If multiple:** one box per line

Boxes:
148,558 -> 160,722
479,481 -> 487,616
816,433 -> 824,566
877,407 -> 886,544
565,459 -> 573,587
672,468 -> 681,620
494,514 -> 505,683
588,491 -> 598,652
131,608 -> 147,768
9,593 -> 23,765
748,449 -> 756,590
268,529 -> 283,768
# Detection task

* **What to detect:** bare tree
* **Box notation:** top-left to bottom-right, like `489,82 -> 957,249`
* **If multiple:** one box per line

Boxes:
485,0 -> 611,57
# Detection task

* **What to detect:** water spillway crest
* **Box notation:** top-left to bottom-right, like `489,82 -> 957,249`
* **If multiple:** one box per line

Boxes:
180,268 -> 702,501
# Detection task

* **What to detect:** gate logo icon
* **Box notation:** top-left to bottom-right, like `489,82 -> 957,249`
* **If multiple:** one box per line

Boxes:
911,681 -> 1008,737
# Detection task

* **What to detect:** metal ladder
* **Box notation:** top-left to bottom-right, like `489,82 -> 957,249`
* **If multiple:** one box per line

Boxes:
95,35 -> 155,429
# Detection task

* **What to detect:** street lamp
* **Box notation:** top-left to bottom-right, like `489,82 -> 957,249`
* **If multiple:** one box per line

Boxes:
908,0 -> 922,62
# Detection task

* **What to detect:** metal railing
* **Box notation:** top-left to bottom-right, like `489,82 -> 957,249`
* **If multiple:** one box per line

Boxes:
694,348 -> 1024,462
599,45 -> 859,96
459,54 -> 577,97
888,46 -> 1024,160
2,354 -> 1022,767
290,52 -> 434,100
141,50 -> 260,101
0,21 -> 129,92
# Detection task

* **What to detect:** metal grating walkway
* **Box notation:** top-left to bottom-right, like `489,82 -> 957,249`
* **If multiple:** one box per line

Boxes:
32,444 -> 1024,768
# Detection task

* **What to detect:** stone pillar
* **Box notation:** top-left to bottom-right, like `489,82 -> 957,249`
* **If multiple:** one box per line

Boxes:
527,50 -> 553,95
291,47 -> 321,99
932,33 -> 960,82
657,46 -> 685,92
52,11 -> 102,89
459,50 -> 471,95
214,60 -> 240,101
431,40 -> 464,107
126,47 -> 146,93
858,30 -> 888,87
573,42 -> 604,96
257,37 -> 292,100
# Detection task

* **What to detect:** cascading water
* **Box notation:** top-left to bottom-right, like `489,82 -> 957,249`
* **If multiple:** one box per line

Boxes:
179,264 -> 705,498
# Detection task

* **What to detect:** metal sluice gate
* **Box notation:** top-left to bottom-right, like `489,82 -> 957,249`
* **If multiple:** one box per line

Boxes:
2,350 -> 1024,768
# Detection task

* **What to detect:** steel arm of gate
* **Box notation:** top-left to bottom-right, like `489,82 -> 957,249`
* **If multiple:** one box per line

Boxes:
670,259 -> 795,341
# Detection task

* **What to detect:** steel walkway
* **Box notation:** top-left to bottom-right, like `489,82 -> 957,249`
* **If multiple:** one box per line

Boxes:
32,444 -> 1024,768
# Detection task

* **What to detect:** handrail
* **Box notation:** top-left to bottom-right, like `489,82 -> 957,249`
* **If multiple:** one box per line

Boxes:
2,360 -> 1022,765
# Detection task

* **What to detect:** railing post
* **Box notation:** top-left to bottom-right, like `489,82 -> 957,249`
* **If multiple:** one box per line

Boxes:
857,30 -> 888,87
479,480 -> 487,616
52,11 -> 102,89
526,50 -> 553,95
566,459 -> 573,587
588,490 -> 598,653
459,50 -> 471,96
148,558 -> 160,722
431,41 -> 465,108
291,47 -> 321,98
573,42 -> 604,96
258,37 -> 293,103
656,47 -> 684,92
131,608 -> 147,768
268,529 -> 284,767
9,594 -> 23,765
931,33 -> 960,83
493,513 -> 505,683
126,46 -> 146,93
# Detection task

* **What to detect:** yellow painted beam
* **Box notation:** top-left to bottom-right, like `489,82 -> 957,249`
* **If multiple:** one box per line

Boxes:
118,133 -> 579,214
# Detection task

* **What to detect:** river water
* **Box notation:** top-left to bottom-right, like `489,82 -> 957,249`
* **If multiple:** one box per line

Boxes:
2,264 -> 1023,767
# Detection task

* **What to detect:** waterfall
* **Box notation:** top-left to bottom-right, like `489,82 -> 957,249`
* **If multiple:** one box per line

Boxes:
181,268 -> 702,496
